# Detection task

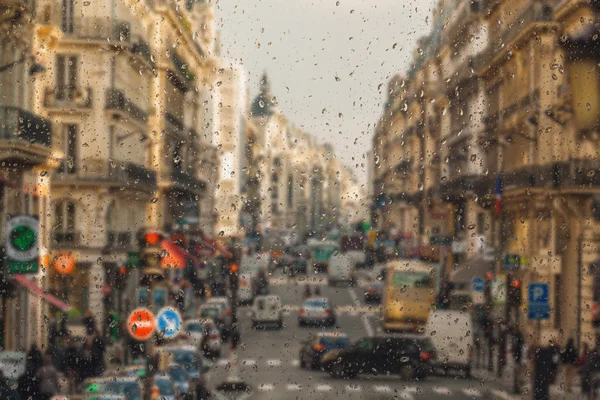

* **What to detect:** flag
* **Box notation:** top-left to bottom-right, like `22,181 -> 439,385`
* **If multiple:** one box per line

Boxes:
495,173 -> 503,215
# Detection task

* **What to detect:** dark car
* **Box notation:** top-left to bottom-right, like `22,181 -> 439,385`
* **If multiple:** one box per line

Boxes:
364,281 -> 384,303
321,335 -> 435,380
299,333 -> 351,369
290,258 -> 307,274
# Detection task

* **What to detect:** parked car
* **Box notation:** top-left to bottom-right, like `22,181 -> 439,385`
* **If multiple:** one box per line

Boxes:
327,253 -> 355,286
298,297 -> 336,327
152,372 -> 179,400
81,377 -> 143,400
251,295 -> 283,329
321,335 -> 435,380
166,363 -> 192,400
183,318 -> 222,357
0,351 -> 25,382
299,332 -> 351,369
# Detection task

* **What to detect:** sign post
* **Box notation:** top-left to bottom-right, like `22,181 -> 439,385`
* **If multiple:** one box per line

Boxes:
6,216 -> 39,274
471,276 -> 485,305
156,307 -> 182,340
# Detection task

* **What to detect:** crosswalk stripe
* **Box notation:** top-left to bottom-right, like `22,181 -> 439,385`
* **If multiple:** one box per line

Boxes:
399,392 -> 414,400
462,388 -> 482,397
287,384 -> 302,391
217,359 -> 228,366
258,383 -> 274,391
345,384 -> 362,392
280,304 -> 379,314
316,384 -> 332,392
403,386 -> 418,393
433,387 -> 451,395
373,385 -> 391,392
241,359 -> 256,366
290,360 -> 300,367
267,359 -> 281,366
268,277 -> 371,286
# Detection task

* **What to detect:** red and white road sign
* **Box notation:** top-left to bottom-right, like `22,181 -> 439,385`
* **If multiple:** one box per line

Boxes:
127,308 -> 156,341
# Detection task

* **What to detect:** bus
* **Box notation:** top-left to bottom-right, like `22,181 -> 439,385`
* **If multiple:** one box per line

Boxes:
382,259 -> 439,332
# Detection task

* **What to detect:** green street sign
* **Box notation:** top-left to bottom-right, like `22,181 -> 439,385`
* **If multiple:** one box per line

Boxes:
6,215 -> 39,274
126,252 -> 141,269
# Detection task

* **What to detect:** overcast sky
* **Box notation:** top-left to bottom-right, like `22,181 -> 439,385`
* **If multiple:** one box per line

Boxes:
214,0 -> 437,184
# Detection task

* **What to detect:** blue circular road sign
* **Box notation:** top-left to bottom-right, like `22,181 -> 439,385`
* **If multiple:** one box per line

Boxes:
156,307 -> 182,339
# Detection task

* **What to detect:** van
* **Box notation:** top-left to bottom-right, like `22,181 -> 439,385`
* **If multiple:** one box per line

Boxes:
424,310 -> 473,377
327,253 -> 355,286
237,273 -> 254,304
251,295 -> 283,329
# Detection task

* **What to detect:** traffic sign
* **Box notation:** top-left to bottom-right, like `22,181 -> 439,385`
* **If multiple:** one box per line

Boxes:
504,254 -> 521,271
491,276 -> 507,306
156,307 -> 182,339
127,308 -> 156,341
528,283 -> 550,320
471,277 -> 485,292
430,236 -> 453,245
6,216 -> 39,274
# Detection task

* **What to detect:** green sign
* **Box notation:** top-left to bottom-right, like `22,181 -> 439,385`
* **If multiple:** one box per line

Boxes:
6,216 -> 39,274
126,252 -> 141,269
504,254 -> 521,271
430,236 -> 453,245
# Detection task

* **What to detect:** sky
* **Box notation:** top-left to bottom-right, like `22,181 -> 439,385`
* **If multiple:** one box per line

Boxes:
213,0 -> 437,184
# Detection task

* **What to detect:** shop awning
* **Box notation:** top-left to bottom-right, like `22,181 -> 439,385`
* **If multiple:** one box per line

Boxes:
161,240 -> 187,269
449,254 -> 494,284
14,274 -> 72,312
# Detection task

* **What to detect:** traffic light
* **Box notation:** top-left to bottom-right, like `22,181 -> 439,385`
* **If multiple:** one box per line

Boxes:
229,264 -> 239,292
115,266 -> 129,290
507,277 -> 522,308
137,229 -> 163,248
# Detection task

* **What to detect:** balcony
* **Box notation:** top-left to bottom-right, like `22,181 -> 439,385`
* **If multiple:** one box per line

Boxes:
54,160 -> 157,192
0,106 -> 52,163
169,167 -> 206,195
164,113 -> 185,137
52,231 -> 81,247
499,4 -> 553,48
44,87 -> 92,109
106,88 -> 148,124
107,231 -> 133,249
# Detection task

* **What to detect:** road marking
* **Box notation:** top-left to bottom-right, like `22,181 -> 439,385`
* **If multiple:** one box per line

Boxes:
287,384 -> 302,391
266,359 -> 281,366
258,383 -> 274,391
315,384 -> 332,392
490,390 -> 518,400
290,360 -> 300,367
403,386 -> 418,393
345,384 -> 362,392
241,359 -> 256,366
348,287 -> 374,336
399,392 -> 414,400
217,359 -> 229,366
433,387 -> 451,395
280,304 -> 378,315
462,388 -> 482,397
373,385 -> 391,393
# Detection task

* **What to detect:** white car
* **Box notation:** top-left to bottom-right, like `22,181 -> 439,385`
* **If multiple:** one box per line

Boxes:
237,273 -> 255,304
251,295 -> 283,329
424,309 -> 474,377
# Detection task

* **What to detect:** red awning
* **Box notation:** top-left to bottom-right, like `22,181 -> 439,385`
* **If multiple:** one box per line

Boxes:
14,274 -> 72,312
161,240 -> 187,269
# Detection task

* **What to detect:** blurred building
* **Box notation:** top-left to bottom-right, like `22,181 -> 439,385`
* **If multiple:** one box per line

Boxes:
0,0 -> 233,346
372,0 -> 600,345
243,74 -> 354,237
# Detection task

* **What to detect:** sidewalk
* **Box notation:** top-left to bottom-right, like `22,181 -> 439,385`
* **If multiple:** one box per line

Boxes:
474,356 -> 583,400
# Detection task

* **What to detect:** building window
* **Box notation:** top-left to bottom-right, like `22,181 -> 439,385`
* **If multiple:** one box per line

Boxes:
56,55 -> 78,100
53,200 -> 77,245
59,124 -> 78,174
61,0 -> 74,33
287,174 -> 293,207
477,213 -> 486,235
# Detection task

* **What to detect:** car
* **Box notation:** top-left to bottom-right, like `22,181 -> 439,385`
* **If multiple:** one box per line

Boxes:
205,297 -> 230,322
167,363 -> 192,400
81,377 -> 143,400
153,372 -> 179,400
364,280 -> 384,303
299,332 -> 351,369
0,351 -> 25,382
66,396 -> 126,400
198,304 -> 228,332
290,258 -> 308,274
321,335 -> 435,380
183,318 -> 222,357
251,295 -> 283,329
237,273 -> 255,304
155,345 -> 211,399
298,297 -> 336,327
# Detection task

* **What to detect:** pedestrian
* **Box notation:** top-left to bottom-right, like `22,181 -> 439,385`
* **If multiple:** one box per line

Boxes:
64,336 -> 83,394
561,337 -> 578,392
314,286 -> 321,296
303,284 -> 311,299
497,323 -> 507,378
578,342 -> 592,394
532,340 -> 560,400
17,358 -> 40,400
0,371 -> 20,400
27,343 -> 43,373
37,354 -> 60,400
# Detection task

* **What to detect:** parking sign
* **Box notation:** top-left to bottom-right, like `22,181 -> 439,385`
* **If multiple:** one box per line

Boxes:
528,283 -> 550,320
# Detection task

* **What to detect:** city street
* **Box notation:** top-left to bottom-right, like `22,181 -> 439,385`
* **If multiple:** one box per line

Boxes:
207,270 -> 490,400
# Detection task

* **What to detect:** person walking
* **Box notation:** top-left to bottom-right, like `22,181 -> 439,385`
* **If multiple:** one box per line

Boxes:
38,354 -> 60,400
497,323 -> 508,378
17,359 -> 40,400
561,337 -> 578,392
0,371 -> 20,399
27,344 -> 43,373
579,342 -> 592,395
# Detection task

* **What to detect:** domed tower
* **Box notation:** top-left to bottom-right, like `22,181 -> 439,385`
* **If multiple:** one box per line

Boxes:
251,73 -> 279,117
